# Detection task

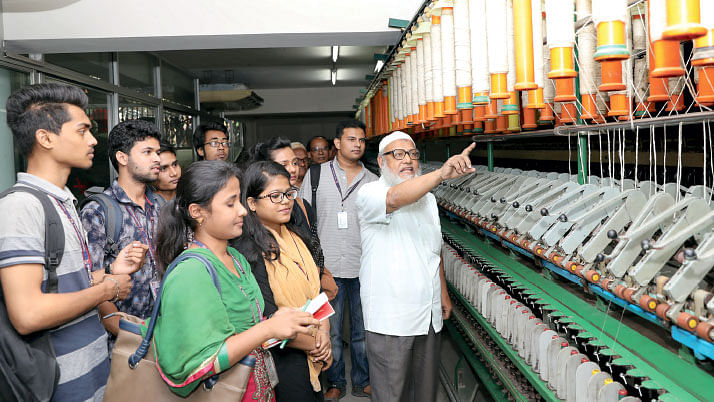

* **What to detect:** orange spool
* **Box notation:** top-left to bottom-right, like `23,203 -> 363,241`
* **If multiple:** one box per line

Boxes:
539,103 -> 556,122
608,93 -> 630,116
444,95 -> 458,115
417,105 -> 427,124
427,102 -> 436,121
460,108 -> 474,124
559,103 -> 578,124
693,29 -> 714,66
434,100 -> 446,118
554,78 -> 576,102
648,74 -> 670,102
526,87 -> 545,109
474,105 -> 487,121
502,92 -> 520,115
523,107 -> 537,129
548,47 -> 577,78
485,99 -> 499,119
599,60 -> 626,91
662,0 -> 707,41
651,40 -> 685,78
666,94 -> 685,111
580,94 -> 598,120
496,115 -> 507,133
595,20 -> 629,61
697,66 -> 714,104
490,73 -> 510,99
472,120 -> 484,134
484,119 -> 497,134
458,86 -> 473,112
513,0 -> 538,90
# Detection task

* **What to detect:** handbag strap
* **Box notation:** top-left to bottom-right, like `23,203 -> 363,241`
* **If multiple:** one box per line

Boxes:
128,251 -> 220,368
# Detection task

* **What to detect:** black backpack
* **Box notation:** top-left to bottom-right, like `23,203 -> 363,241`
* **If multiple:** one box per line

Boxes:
78,191 -> 163,264
0,186 -> 64,402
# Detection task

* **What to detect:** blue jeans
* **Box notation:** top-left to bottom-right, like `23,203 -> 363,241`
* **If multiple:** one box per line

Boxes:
325,277 -> 369,389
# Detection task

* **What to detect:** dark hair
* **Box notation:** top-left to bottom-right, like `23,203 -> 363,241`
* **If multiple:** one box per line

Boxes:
108,119 -> 161,170
245,137 -> 292,166
193,121 -> 228,157
5,83 -> 89,158
156,160 -> 241,273
335,119 -> 366,139
231,161 -> 315,266
158,140 -> 176,156
307,136 -> 328,150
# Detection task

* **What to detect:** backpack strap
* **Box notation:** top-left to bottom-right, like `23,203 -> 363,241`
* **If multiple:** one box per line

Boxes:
129,251 -> 220,367
295,198 -> 310,226
80,193 -> 123,261
309,163 -> 321,213
0,186 -> 64,293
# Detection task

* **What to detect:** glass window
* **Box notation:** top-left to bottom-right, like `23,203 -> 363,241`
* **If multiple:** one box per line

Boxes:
224,118 -> 243,162
118,52 -> 157,97
0,68 -> 31,190
44,77 -> 112,199
118,96 -> 157,124
44,53 -> 112,82
161,62 -> 195,108
163,109 -> 194,148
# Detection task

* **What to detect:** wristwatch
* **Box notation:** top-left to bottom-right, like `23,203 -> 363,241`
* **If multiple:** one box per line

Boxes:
104,260 -> 113,274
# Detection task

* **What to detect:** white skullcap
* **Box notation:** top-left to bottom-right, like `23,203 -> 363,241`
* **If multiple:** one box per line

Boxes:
290,142 -> 306,151
378,131 -> 415,154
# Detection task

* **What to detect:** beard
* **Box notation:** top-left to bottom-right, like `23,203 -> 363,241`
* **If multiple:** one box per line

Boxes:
380,164 -> 422,186
129,159 -> 159,184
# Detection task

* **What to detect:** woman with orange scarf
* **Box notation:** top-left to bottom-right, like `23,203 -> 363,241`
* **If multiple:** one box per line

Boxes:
233,161 -> 332,402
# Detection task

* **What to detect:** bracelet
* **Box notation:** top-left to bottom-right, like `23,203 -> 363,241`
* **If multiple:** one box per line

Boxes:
104,277 -> 120,302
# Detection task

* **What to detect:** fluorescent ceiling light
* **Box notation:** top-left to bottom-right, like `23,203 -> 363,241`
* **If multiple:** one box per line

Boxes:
332,45 -> 339,63
331,69 -> 337,86
374,59 -> 385,73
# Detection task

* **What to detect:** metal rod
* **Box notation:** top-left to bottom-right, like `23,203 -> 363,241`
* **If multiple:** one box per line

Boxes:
487,142 -> 494,172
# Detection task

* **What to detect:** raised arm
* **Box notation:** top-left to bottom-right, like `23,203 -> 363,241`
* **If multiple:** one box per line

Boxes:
386,142 -> 476,214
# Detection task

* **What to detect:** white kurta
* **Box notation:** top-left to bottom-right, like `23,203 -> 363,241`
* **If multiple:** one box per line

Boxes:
356,177 -> 443,336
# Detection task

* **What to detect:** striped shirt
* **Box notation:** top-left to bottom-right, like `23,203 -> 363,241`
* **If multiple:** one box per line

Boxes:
298,158 -> 377,278
0,173 -> 110,402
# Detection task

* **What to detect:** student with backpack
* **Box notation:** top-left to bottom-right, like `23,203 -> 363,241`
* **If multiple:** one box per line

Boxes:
0,83 -> 146,401
80,119 -> 161,343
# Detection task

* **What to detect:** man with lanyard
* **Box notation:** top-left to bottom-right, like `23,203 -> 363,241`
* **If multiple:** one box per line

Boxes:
81,119 -> 159,346
299,119 -> 377,400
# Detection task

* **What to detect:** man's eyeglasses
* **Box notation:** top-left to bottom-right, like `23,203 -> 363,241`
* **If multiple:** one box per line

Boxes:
256,188 -> 298,203
296,157 -> 309,167
310,146 -> 328,153
205,140 -> 229,148
382,148 -> 420,160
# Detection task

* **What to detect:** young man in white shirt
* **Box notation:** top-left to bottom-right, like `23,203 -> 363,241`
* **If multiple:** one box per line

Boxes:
355,131 -> 475,402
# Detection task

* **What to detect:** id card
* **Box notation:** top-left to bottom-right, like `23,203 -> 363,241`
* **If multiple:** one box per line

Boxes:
337,211 -> 348,229
150,280 -> 160,299
263,350 -> 280,388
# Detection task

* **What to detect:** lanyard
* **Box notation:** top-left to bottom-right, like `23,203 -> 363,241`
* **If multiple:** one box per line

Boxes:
191,240 -> 263,325
53,199 -> 94,284
329,160 -> 363,208
125,198 -> 156,274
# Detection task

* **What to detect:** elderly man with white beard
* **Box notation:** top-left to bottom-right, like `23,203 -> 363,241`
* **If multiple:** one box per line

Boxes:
355,131 -> 476,402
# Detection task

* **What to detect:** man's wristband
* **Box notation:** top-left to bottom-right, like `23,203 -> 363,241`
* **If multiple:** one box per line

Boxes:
104,261 -> 112,274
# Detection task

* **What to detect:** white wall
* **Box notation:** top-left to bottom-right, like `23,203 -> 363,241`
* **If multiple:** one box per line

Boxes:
227,86 -> 361,116
2,0 -> 423,52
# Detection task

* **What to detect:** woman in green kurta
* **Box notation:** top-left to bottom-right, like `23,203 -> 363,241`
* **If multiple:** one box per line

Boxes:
153,161 -> 319,401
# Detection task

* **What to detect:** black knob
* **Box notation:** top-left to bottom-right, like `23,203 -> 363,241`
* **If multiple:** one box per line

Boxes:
491,214 -> 498,220
683,248 -> 697,260
465,188 -> 470,193
473,190 -> 479,195
540,208 -> 549,216
500,197 -> 507,203
641,239 -> 652,251
607,230 -> 618,240
594,253 -> 605,263
512,201 -> 520,208
491,197 -> 496,203
558,214 -> 568,222
459,186 -> 464,191
525,205 -> 533,212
